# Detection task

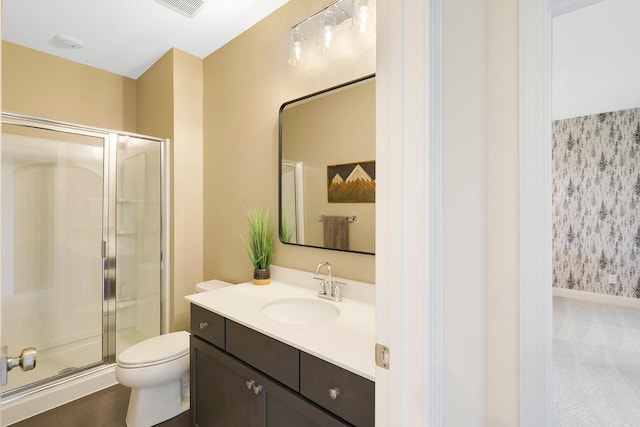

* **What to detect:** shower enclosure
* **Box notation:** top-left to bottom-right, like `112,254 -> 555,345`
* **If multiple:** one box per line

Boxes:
0,113 -> 168,403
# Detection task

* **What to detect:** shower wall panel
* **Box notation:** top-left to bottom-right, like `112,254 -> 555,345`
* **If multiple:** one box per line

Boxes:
1,124 -> 105,391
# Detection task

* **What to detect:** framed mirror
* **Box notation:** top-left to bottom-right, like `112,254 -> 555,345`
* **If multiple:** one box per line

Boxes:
279,74 -> 375,255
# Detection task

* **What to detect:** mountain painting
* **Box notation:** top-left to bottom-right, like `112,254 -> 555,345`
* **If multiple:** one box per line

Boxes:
327,161 -> 375,203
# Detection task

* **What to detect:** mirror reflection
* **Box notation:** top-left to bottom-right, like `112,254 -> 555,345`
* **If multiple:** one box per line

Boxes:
279,74 -> 375,254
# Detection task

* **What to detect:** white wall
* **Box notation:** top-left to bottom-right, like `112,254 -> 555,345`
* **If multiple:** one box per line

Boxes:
553,0 -> 640,119
487,0 -> 520,424
376,0 -> 519,424
443,0 -> 488,424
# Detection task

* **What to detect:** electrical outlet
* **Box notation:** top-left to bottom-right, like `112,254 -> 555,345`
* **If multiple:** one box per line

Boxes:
608,274 -> 617,285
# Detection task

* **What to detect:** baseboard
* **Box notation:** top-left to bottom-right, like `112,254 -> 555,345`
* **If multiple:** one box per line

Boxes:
553,287 -> 640,309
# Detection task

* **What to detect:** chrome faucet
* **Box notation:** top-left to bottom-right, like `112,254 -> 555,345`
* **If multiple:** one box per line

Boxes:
313,262 -> 345,302
314,262 -> 332,296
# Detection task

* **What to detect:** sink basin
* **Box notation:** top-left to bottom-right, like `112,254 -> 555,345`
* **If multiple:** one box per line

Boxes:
261,297 -> 340,325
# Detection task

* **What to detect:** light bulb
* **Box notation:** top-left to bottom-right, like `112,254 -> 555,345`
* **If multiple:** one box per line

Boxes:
317,10 -> 337,53
351,0 -> 372,35
322,25 -> 333,49
288,27 -> 307,67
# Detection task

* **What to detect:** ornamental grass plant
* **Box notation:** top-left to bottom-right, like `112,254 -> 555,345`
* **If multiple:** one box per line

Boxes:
241,207 -> 274,270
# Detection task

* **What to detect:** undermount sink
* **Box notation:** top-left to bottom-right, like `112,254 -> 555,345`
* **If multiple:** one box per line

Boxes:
261,297 -> 340,325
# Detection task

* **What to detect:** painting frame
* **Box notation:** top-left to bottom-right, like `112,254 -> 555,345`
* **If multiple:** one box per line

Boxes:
327,160 -> 375,203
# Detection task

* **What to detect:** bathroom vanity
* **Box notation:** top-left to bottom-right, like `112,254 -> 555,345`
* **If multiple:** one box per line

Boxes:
186,272 -> 375,426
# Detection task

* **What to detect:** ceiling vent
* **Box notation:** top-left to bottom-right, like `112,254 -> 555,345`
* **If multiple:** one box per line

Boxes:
154,0 -> 207,17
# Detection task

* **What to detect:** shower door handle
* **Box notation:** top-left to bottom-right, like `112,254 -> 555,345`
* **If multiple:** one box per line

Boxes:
1,346 -> 37,386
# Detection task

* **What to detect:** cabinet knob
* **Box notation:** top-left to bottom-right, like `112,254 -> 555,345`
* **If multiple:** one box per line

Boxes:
328,387 -> 341,400
199,321 -> 208,330
245,379 -> 255,390
252,384 -> 263,395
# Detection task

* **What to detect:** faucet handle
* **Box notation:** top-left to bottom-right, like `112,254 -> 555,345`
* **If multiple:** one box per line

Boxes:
332,281 -> 347,301
313,276 -> 327,295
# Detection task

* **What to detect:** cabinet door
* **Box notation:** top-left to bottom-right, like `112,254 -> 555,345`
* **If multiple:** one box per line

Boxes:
300,352 -> 375,426
258,373 -> 350,427
191,336 -> 259,427
192,336 -> 349,427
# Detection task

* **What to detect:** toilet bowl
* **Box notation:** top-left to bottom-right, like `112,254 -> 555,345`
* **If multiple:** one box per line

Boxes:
116,331 -> 190,427
116,279 -> 233,426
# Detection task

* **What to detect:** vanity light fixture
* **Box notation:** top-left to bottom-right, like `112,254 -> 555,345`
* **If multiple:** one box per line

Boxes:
287,0 -> 375,67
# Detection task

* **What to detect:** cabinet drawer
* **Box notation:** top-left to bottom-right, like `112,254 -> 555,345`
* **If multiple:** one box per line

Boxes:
226,320 -> 299,391
300,352 -> 375,427
190,305 -> 225,349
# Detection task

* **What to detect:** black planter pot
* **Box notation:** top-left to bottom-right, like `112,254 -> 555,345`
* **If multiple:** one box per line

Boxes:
253,267 -> 271,285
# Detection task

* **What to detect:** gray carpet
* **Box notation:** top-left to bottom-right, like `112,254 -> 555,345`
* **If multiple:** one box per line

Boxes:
554,296 -> 640,426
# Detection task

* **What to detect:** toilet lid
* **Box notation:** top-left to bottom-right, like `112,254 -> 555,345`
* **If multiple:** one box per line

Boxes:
118,331 -> 190,367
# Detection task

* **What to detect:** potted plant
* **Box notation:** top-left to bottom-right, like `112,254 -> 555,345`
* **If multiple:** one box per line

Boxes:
241,207 -> 274,285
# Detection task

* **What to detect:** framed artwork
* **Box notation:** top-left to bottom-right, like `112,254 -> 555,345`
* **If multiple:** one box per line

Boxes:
327,160 -> 375,203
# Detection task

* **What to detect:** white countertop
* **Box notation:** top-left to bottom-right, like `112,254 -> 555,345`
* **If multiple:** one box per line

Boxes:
185,280 -> 376,381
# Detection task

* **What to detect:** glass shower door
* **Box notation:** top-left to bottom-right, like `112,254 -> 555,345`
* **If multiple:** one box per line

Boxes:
114,135 -> 162,355
1,122 -> 106,394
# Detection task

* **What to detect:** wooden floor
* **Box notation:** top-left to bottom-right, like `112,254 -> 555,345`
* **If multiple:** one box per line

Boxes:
10,384 -> 191,427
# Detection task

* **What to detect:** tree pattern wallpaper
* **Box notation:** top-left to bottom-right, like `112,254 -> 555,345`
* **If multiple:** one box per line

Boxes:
553,108 -> 640,297
552,108 -> 640,298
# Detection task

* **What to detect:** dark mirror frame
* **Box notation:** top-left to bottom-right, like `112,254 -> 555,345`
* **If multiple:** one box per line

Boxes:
278,74 -> 375,255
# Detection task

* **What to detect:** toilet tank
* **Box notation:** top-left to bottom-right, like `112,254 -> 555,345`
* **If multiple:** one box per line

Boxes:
195,279 -> 233,293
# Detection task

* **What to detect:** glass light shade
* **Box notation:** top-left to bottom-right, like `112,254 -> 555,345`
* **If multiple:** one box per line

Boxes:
317,10 -> 337,53
351,0 -> 373,35
288,27 -> 307,67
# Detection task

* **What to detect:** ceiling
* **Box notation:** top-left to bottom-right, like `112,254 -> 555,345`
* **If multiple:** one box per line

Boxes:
553,0 -> 640,119
2,0 -> 290,79
8,0 -> 635,118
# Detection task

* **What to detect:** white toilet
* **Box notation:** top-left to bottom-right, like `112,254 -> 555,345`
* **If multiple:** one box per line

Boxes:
116,279 -> 232,426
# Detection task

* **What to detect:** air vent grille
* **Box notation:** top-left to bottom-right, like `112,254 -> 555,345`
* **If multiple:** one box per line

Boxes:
154,0 -> 206,17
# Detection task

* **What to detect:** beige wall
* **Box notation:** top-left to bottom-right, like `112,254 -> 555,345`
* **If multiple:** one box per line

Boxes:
203,0 -> 376,284
137,49 -> 204,331
281,79 -> 375,253
3,43 -> 203,332
2,41 -> 137,131
171,50 -> 204,330
136,51 -> 174,138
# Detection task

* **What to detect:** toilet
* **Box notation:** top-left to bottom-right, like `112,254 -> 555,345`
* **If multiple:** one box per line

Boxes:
195,279 -> 234,293
116,279 -> 232,426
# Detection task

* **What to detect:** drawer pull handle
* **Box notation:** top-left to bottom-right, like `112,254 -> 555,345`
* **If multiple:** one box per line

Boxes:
328,387 -> 341,400
245,379 -> 255,390
199,321 -> 209,330
252,384 -> 263,395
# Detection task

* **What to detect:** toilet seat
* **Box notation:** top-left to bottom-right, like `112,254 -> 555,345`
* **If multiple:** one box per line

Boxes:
118,331 -> 189,368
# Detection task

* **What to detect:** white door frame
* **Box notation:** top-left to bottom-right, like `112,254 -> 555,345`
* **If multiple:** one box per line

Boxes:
281,159 -> 305,244
375,0 -> 443,424
518,1 -> 554,423
519,1 -> 604,425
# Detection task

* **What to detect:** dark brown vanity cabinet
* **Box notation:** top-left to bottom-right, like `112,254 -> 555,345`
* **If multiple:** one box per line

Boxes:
190,305 -> 374,427
191,337 -> 347,426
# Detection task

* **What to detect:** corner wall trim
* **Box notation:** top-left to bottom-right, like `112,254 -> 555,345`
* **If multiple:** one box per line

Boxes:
519,0 -> 553,425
